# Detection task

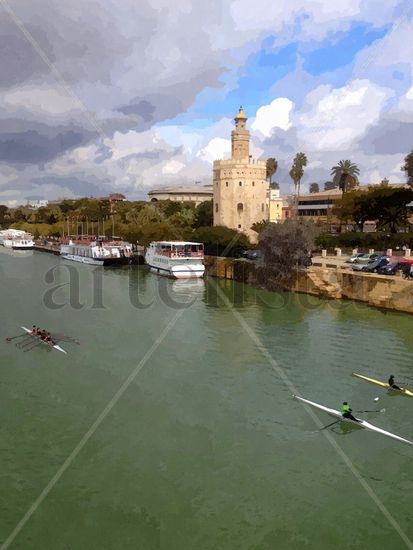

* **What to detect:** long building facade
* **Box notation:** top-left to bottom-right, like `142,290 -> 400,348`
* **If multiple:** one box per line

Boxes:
213,107 -> 268,243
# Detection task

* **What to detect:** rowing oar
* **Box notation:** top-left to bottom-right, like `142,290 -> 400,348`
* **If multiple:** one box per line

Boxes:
355,408 -> 386,413
16,337 -> 35,348
23,340 -> 44,352
313,420 -> 339,432
6,333 -> 26,342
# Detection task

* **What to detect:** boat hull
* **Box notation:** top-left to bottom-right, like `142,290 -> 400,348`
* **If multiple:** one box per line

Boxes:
293,395 -> 413,446
352,373 -> 413,397
61,254 -> 126,266
147,263 -> 205,279
21,326 -> 67,354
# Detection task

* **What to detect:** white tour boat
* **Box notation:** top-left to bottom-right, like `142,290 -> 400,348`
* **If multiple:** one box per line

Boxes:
60,236 -> 133,266
145,241 -> 205,278
0,229 -> 34,249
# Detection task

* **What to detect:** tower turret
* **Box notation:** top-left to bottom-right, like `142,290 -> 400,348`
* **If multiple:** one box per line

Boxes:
231,105 -> 250,161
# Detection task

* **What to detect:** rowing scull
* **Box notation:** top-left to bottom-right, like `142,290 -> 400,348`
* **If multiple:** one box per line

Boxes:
352,372 -> 413,397
21,327 -> 67,355
294,395 -> 413,446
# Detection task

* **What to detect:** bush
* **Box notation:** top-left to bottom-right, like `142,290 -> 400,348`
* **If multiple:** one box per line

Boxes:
315,232 -> 413,250
192,225 -> 250,256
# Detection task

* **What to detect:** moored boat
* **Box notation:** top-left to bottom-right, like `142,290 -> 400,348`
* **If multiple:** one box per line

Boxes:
0,229 -> 34,249
145,241 -> 205,278
60,236 -> 133,266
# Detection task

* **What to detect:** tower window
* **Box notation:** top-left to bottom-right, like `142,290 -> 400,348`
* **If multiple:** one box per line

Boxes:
215,203 -> 219,213
252,181 -> 255,187
239,181 -> 242,186
261,203 -> 264,212
237,203 -> 243,214
225,182 -> 228,187
238,224 -> 241,228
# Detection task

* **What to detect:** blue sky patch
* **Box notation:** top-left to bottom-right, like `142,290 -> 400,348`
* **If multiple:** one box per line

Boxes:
302,23 -> 389,75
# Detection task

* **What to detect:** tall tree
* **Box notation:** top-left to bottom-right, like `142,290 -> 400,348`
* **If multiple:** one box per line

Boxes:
193,200 -> 213,228
331,160 -> 360,194
401,151 -> 413,186
309,183 -> 319,194
333,185 -> 413,233
257,220 -> 318,290
266,158 -> 278,185
0,205 -> 9,226
293,152 -> 308,198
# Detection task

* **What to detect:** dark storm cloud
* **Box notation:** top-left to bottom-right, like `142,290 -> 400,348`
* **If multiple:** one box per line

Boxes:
117,68 -> 226,126
359,119 -> 413,155
0,24 -> 54,88
31,175 -> 110,197
0,120 -> 96,164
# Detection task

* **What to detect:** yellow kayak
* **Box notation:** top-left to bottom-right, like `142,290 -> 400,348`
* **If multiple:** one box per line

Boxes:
352,373 -> 413,397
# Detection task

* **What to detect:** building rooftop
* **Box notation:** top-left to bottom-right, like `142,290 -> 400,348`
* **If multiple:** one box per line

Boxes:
148,185 -> 213,194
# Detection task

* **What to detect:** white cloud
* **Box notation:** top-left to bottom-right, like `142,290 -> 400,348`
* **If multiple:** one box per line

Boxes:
197,137 -> 231,163
162,160 -> 186,175
297,80 -> 392,150
251,98 -> 293,137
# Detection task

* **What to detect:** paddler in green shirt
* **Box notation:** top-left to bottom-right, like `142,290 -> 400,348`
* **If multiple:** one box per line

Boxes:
341,402 -> 359,422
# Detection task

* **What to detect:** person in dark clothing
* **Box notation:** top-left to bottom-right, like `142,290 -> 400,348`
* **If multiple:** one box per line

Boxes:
388,375 -> 401,390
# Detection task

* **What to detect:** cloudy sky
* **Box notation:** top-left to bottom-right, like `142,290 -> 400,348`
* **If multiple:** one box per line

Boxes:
1,0 -> 413,205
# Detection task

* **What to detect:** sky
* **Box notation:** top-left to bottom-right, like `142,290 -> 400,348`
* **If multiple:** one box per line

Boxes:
1,0 -> 413,205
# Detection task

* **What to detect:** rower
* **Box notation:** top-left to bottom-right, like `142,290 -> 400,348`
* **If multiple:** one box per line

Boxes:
341,402 -> 359,422
31,325 -> 37,334
388,375 -> 401,391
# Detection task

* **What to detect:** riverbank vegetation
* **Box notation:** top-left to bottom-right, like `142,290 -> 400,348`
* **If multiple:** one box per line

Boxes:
0,197 -> 249,255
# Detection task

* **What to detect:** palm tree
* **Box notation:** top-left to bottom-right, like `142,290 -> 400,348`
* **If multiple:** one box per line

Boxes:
293,152 -> 308,198
331,160 -> 360,194
266,158 -> 278,185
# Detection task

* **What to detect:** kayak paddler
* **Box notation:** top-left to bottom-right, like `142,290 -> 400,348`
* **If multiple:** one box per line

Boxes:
341,402 -> 359,422
388,375 -> 401,391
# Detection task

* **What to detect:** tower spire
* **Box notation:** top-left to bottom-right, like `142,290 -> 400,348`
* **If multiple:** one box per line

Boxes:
231,105 -> 249,160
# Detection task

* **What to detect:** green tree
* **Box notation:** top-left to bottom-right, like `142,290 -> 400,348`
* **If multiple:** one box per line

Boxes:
324,181 -> 337,191
290,152 -> 308,199
333,185 -> 413,233
137,221 -> 183,246
309,183 -> 319,193
192,225 -> 250,256
251,220 -> 270,234
331,160 -> 360,194
134,204 -> 165,226
370,186 -> 413,233
257,220 -> 318,289
193,200 -> 213,228
266,158 -> 278,185
332,189 -> 372,231
0,205 -> 9,226
401,151 -> 413,186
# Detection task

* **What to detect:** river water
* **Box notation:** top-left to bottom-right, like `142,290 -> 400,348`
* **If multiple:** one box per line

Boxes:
0,249 -> 412,550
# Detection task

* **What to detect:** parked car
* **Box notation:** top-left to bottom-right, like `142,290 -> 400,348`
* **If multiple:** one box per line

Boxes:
378,260 -> 413,277
241,249 -> 261,260
346,252 -> 368,263
361,256 -> 390,273
349,252 -> 382,265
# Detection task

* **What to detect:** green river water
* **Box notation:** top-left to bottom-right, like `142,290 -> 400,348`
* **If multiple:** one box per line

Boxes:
0,249 -> 412,550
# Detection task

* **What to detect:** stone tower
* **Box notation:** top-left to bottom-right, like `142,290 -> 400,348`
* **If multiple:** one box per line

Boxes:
213,106 -> 268,243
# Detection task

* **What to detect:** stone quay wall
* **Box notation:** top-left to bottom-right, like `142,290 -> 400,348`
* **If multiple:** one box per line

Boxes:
204,256 -> 413,314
